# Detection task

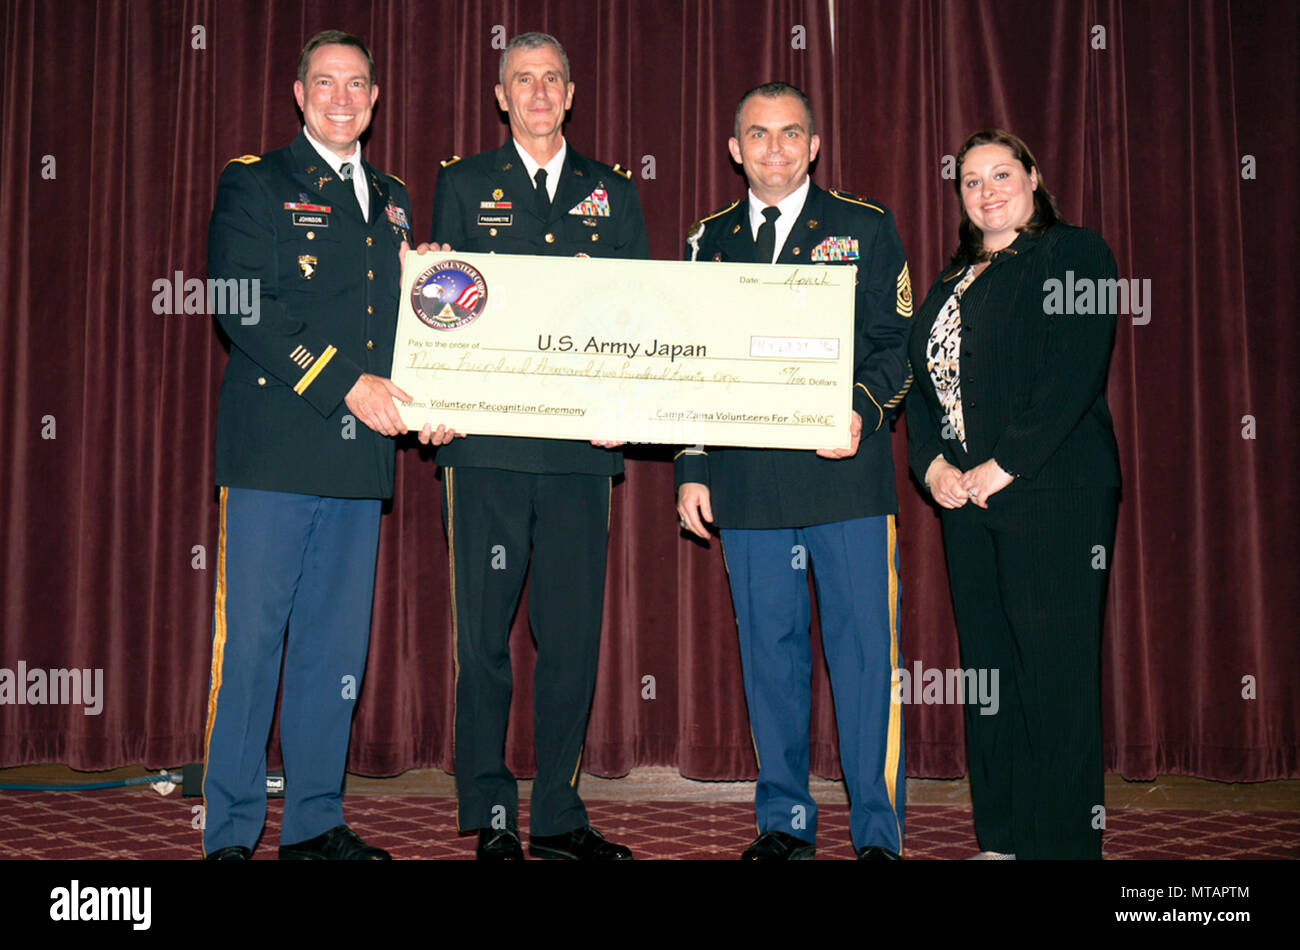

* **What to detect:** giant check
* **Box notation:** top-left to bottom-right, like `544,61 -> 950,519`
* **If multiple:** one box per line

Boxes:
391,251 -> 856,450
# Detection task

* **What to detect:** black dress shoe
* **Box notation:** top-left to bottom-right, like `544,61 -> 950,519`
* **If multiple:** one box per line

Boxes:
476,827 -> 524,860
278,824 -> 391,860
856,845 -> 902,861
204,845 -> 250,860
529,826 -> 633,860
741,830 -> 815,861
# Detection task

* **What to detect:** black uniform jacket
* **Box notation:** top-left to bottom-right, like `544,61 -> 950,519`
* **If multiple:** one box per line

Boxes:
208,131 -> 411,498
674,183 -> 913,529
429,141 -> 650,475
905,223 -> 1122,491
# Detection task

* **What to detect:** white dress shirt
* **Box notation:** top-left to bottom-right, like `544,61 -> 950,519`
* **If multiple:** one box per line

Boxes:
514,139 -> 567,202
303,127 -> 370,220
746,176 -> 811,263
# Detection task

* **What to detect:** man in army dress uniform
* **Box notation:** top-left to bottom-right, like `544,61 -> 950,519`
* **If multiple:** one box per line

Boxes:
201,30 -> 455,860
676,82 -> 913,861
423,32 -> 648,860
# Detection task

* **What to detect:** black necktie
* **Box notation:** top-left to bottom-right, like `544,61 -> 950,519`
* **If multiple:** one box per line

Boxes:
534,168 -> 551,219
755,205 -> 780,263
340,161 -> 362,218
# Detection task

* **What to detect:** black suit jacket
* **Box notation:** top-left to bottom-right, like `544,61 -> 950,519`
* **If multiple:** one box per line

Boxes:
674,183 -> 913,529
905,224 -> 1121,491
429,141 -> 650,475
208,131 -> 412,498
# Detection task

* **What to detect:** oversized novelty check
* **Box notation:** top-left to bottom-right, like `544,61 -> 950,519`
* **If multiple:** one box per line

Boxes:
391,251 -> 855,450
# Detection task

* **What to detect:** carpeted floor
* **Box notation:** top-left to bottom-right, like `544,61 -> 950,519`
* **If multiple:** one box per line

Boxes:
1,789 -> 1296,860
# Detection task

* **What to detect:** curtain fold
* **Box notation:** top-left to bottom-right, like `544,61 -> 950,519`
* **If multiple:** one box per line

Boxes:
1,0 -> 1293,782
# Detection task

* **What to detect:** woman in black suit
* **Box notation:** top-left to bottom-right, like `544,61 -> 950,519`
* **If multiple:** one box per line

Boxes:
906,129 -> 1121,859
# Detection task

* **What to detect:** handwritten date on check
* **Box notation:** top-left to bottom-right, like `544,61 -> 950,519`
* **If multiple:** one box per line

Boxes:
391,251 -> 856,450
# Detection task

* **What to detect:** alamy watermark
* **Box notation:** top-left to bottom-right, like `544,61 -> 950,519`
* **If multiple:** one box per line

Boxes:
0,661 -> 103,715
1043,271 -> 1151,325
151,271 -> 260,324
892,662 -> 999,715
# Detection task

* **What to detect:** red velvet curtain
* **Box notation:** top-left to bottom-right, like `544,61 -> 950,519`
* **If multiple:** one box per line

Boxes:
1,0 -> 1295,782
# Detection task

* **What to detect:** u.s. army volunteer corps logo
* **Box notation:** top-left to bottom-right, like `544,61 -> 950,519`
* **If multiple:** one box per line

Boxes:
411,260 -> 488,330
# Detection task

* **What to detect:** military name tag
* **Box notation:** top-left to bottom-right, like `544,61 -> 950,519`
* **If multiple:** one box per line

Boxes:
292,212 -> 329,227
477,213 -> 513,227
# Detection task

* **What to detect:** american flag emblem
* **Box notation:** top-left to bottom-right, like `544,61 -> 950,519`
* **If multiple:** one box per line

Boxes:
411,259 -> 488,330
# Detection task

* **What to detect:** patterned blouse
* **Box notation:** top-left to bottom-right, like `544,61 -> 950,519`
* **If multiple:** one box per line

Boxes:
925,266 -> 978,450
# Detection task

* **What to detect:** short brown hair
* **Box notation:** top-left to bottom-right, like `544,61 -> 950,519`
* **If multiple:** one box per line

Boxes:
733,81 -> 815,140
297,30 -> 375,86
953,128 -> 1064,263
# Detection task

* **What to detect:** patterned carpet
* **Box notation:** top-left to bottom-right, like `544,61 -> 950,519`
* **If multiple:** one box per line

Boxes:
1,789 -> 1296,859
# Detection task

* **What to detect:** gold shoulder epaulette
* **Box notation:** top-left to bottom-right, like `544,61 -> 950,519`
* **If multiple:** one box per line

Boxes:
224,155 -> 261,167
387,173 -> 407,187
829,188 -> 884,214
696,200 -> 741,226
439,155 -> 462,168
611,163 -> 633,180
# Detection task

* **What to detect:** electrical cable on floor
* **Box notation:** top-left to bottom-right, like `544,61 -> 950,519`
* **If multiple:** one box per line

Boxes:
0,771 -> 183,792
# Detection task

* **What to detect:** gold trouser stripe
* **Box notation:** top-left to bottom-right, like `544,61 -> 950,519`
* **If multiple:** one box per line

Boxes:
293,344 -> 337,394
856,382 -> 885,431
445,467 -> 464,830
200,486 -> 231,857
883,514 -> 904,850
569,741 -> 585,787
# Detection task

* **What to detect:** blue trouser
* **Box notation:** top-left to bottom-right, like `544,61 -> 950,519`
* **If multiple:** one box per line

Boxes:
720,515 -> 904,853
201,486 -> 381,854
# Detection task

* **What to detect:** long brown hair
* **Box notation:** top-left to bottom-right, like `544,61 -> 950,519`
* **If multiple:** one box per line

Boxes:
952,129 -> 1064,263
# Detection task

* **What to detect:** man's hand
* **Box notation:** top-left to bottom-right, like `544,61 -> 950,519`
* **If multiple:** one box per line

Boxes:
816,411 -> 863,459
398,240 -> 453,267
925,456 -> 969,509
676,482 -> 713,539
418,423 -> 462,446
344,373 -> 411,437
591,440 -> 624,448
959,459 -> 1013,509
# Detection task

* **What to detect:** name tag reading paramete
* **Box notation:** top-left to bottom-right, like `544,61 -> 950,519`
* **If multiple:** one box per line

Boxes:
391,251 -> 857,450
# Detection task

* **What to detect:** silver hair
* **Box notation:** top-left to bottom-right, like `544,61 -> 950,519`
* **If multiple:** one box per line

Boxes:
498,31 -> 570,86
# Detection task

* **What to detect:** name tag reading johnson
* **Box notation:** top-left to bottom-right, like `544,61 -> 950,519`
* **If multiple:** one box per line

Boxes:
392,251 -> 856,450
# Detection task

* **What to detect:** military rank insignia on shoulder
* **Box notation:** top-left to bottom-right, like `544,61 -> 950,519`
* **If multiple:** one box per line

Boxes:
686,200 -> 739,261
611,163 -> 632,180
225,155 -> 261,167
440,155 -> 462,168
695,200 -> 740,228
387,173 -> 407,188
829,188 -> 884,214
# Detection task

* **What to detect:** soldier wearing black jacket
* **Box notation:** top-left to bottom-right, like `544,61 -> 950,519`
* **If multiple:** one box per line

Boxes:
676,82 -> 912,861
425,32 -> 648,861
202,31 -> 454,862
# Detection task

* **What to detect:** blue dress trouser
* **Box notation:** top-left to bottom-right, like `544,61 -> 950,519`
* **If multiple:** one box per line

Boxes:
720,515 -> 904,853
201,486 -> 381,854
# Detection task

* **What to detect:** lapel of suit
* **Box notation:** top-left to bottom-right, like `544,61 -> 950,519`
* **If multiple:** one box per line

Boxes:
363,161 -> 391,229
550,148 -> 597,225
715,200 -> 757,263
776,183 -> 827,265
